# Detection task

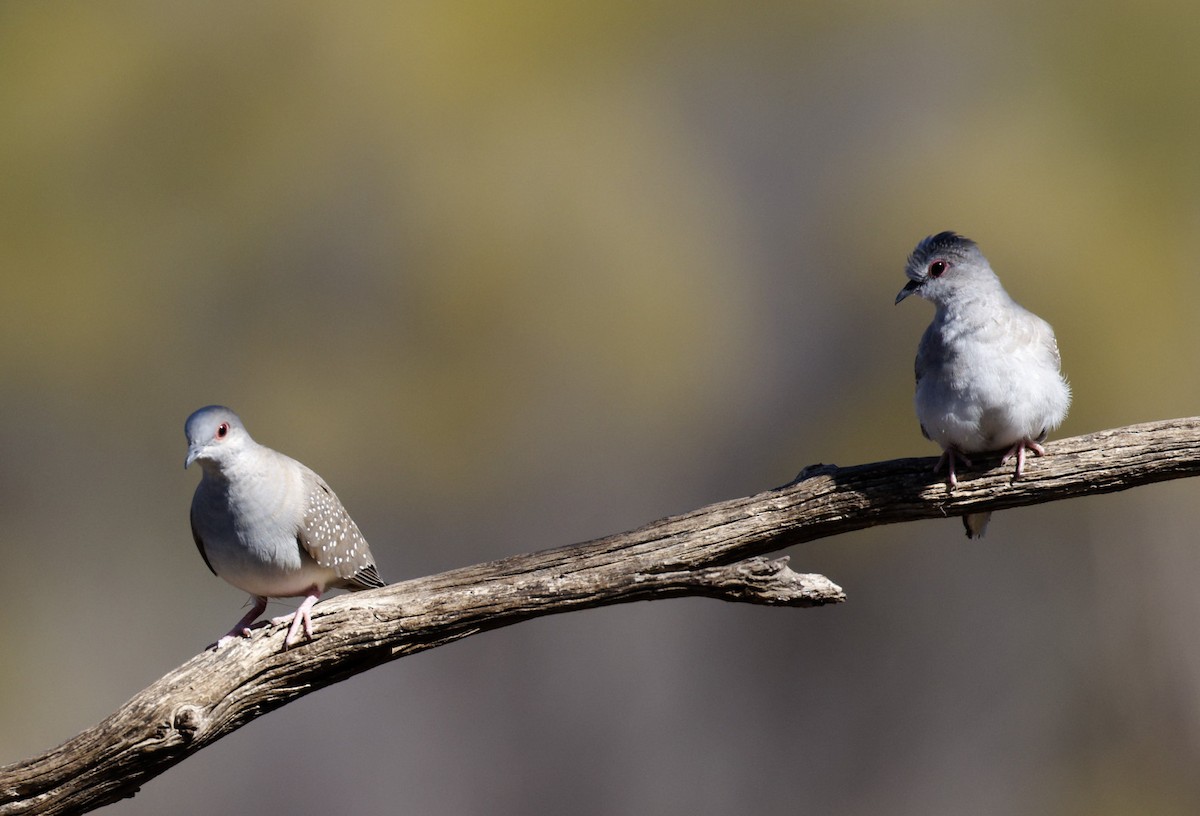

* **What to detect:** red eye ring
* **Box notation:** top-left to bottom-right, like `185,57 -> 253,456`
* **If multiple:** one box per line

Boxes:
216,422 -> 230,439
929,260 -> 948,278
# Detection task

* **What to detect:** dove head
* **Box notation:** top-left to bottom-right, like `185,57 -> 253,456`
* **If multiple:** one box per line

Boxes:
184,405 -> 255,472
895,231 -> 999,306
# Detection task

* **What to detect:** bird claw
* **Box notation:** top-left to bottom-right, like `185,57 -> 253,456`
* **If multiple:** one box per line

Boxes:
1000,438 -> 1047,478
272,590 -> 321,648
214,630 -> 251,650
272,611 -> 311,647
934,447 -> 972,489
211,597 -> 268,649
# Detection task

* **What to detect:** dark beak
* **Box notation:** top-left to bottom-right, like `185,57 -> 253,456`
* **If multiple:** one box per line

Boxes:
895,279 -> 921,305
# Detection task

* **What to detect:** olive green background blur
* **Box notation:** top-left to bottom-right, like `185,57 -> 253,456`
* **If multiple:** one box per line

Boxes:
4,2 -> 1200,814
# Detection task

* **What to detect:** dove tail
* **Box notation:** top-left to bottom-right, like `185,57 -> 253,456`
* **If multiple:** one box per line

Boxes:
963,512 -> 992,539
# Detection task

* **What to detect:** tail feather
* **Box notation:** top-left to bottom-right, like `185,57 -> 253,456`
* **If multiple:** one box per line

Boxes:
963,512 -> 992,539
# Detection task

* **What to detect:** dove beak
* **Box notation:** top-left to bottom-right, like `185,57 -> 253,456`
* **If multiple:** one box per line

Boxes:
185,445 -> 201,469
895,279 -> 921,305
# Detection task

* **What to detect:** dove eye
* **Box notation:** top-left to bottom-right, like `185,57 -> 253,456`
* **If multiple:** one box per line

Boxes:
216,422 -> 230,439
929,260 -> 949,277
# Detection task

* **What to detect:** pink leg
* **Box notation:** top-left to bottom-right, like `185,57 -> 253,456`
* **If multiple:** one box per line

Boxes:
934,447 -> 973,489
216,596 -> 268,648
1001,438 -> 1047,478
272,586 -> 323,648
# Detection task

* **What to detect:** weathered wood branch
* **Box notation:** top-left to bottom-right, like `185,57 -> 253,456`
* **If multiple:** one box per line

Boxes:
4,416 -> 1200,815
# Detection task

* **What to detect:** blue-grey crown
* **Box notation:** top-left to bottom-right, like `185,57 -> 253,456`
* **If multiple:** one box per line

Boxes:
185,404 -> 244,440
906,231 -> 977,277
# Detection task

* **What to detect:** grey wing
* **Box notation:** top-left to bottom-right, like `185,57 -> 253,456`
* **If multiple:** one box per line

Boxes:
1005,307 -> 1062,369
913,324 -> 936,440
351,562 -> 385,589
189,501 -> 218,577
914,323 -> 937,386
298,473 -> 385,590
1041,324 -> 1063,368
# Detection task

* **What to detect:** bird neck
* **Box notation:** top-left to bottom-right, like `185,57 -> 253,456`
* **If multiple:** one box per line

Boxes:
197,461 -> 232,486
196,442 -> 261,484
935,279 -> 1010,324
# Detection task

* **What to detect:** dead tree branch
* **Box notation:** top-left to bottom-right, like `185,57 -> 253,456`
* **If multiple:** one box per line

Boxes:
4,416 -> 1200,814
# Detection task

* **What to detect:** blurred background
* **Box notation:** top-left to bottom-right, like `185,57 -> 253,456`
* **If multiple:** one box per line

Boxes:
3,1 -> 1200,814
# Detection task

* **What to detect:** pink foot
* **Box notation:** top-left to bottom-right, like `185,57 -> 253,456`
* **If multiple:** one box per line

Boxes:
934,447 -> 973,489
272,587 -> 322,648
1001,438 -> 1047,478
215,596 -> 268,649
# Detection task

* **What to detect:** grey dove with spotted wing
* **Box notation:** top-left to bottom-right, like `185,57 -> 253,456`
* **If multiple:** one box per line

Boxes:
185,405 -> 385,648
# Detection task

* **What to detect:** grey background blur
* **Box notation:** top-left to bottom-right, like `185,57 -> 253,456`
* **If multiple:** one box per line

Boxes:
3,2 -> 1200,814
